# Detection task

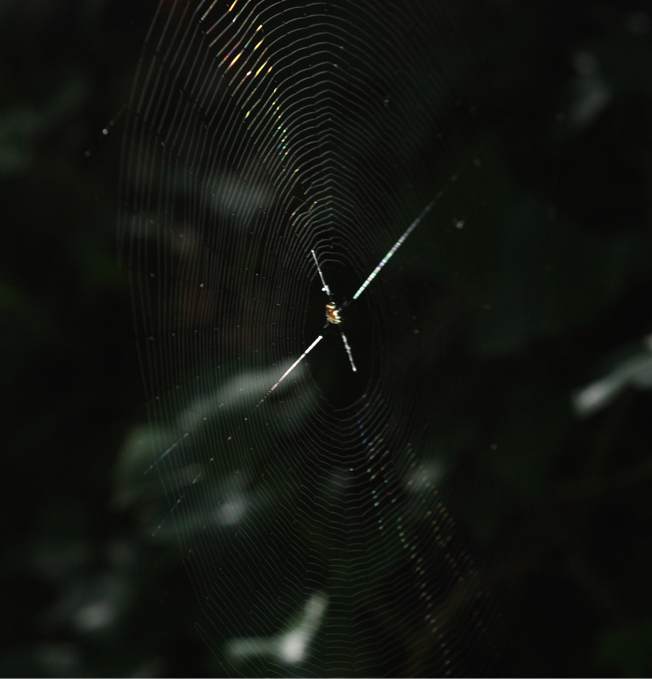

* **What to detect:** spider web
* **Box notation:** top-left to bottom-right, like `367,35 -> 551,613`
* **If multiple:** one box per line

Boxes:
118,0 -> 500,675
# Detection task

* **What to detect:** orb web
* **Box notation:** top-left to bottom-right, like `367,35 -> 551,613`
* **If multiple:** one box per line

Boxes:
119,0 -> 500,675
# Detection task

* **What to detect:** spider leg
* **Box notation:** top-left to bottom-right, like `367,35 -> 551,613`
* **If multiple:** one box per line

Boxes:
339,331 -> 357,373
256,334 -> 324,406
349,197 -> 438,303
311,249 -> 334,299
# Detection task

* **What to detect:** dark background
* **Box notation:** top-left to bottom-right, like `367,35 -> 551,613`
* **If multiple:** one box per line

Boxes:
2,0 -> 652,675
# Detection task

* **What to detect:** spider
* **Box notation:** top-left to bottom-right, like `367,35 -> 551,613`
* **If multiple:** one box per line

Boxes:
325,301 -> 342,325
258,199 -> 438,404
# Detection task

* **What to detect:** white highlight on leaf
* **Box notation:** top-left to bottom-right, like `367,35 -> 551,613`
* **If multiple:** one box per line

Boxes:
217,496 -> 247,526
405,461 -> 444,493
569,50 -> 611,128
74,600 -> 115,632
226,592 -> 328,665
573,341 -> 652,417
141,357 -> 314,476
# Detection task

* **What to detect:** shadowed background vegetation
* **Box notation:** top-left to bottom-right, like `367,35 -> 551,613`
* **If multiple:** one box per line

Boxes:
2,0 -> 652,675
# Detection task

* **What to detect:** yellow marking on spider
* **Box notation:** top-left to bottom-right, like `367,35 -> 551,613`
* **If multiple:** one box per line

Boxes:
325,302 -> 342,325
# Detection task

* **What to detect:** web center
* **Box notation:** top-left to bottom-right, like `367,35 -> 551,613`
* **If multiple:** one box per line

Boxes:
306,261 -> 374,406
